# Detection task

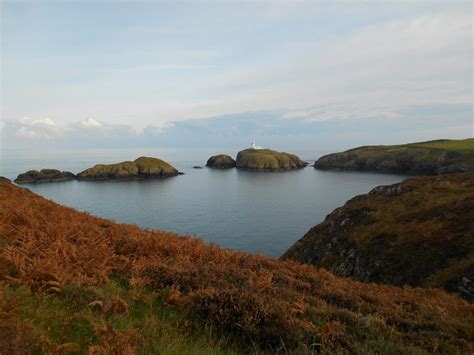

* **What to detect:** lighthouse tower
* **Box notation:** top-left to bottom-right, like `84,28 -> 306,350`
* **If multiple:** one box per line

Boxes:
250,141 -> 263,150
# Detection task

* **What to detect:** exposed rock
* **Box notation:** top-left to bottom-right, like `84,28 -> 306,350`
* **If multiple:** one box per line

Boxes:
314,138 -> 474,175
236,149 -> 308,171
368,183 -> 402,197
14,169 -> 75,184
282,173 -> 474,300
77,157 -> 179,180
193,166 -> 203,169
206,154 -> 236,169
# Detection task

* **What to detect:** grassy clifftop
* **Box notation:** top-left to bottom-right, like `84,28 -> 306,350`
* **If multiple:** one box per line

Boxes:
1,180 -> 473,353
314,138 -> 474,174
283,172 -> 474,300
236,149 -> 307,171
77,156 -> 179,180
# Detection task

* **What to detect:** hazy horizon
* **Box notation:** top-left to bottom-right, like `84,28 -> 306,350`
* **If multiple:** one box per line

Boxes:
1,1 -> 473,153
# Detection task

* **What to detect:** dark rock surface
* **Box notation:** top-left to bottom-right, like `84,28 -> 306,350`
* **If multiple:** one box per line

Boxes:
14,169 -> 75,184
206,154 -> 236,169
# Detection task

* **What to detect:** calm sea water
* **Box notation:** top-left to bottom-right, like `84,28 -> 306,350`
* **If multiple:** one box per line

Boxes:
0,148 -> 408,257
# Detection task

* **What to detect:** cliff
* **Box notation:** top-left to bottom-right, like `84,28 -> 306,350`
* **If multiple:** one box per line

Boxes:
236,149 -> 308,171
282,173 -> 474,300
0,179 -> 472,353
76,156 -> 179,180
314,138 -> 474,175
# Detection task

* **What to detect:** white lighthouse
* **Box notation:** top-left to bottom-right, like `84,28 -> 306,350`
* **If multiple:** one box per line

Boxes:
250,141 -> 263,150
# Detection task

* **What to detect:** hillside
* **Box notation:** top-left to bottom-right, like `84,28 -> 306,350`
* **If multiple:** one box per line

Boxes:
77,156 -> 179,180
282,173 -> 474,300
314,138 -> 474,174
1,179 -> 473,353
236,149 -> 307,171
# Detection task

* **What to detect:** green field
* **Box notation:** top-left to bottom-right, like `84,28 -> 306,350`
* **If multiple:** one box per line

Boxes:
408,138 -> 474,152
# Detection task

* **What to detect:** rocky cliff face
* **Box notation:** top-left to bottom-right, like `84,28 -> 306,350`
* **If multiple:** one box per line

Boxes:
282,173 -> 474,300
77,157 -> 179,180
236,149 -> 308,171
14,169 -> 75,184
314,139 -> 474,175
206,154 -> 236,169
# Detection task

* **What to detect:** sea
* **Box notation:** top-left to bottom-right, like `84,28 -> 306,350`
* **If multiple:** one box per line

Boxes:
0,147 -> 408,257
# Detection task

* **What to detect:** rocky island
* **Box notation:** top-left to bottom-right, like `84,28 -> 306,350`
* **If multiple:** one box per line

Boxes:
314,138 -> 474,175
236,148 -> 307,171
77,156 -> 179,180
282,172 -> 474,300
14,169 -> 75,184
206,154 -> 236,169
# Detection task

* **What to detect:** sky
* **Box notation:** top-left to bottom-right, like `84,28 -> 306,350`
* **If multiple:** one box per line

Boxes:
1,1 -> 473,152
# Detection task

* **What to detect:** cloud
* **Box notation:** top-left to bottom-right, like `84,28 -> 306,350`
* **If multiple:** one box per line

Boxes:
282,105 -> 402,122
1,102 -> 471,151
184,10 -> 472,120
14,117 -> 61,139
80,118 -> 103,128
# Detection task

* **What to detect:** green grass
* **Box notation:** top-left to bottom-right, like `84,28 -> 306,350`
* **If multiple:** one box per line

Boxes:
1,280 -> 242,354
408,138 -> 474,152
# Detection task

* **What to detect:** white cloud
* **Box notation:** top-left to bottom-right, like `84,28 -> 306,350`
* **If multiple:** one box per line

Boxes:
80,118 -> 103,128
282,105 -> 402,122
186,10 -> 472,120
20,116 -> 57,127
15,117 -> 61,139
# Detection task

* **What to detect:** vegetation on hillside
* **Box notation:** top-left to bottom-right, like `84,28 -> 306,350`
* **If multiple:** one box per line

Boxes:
206,154 -> 236,169
76,156 -> 179,180
314,138 -> 474,174
283,173 -> 474,300
236,149 -> 308,171
1,180 -> 473,353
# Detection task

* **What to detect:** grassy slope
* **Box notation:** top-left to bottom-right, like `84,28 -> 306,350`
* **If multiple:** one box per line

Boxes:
77,156 -> 178,180
1,181 -> 473,353
282,173 -> 474,299
236,149 -> 307,171
314,138 -> 474,174
408,139 -> 474,152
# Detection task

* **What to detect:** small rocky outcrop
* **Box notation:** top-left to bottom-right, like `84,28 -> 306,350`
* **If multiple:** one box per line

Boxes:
14,169 -> 75,184
206,154 -> 236,169
77,157 -> 179,180
314,138 -> 474,175
282,172 -> 474,300
193,166 -> 203,169
236,149 -> 307,171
